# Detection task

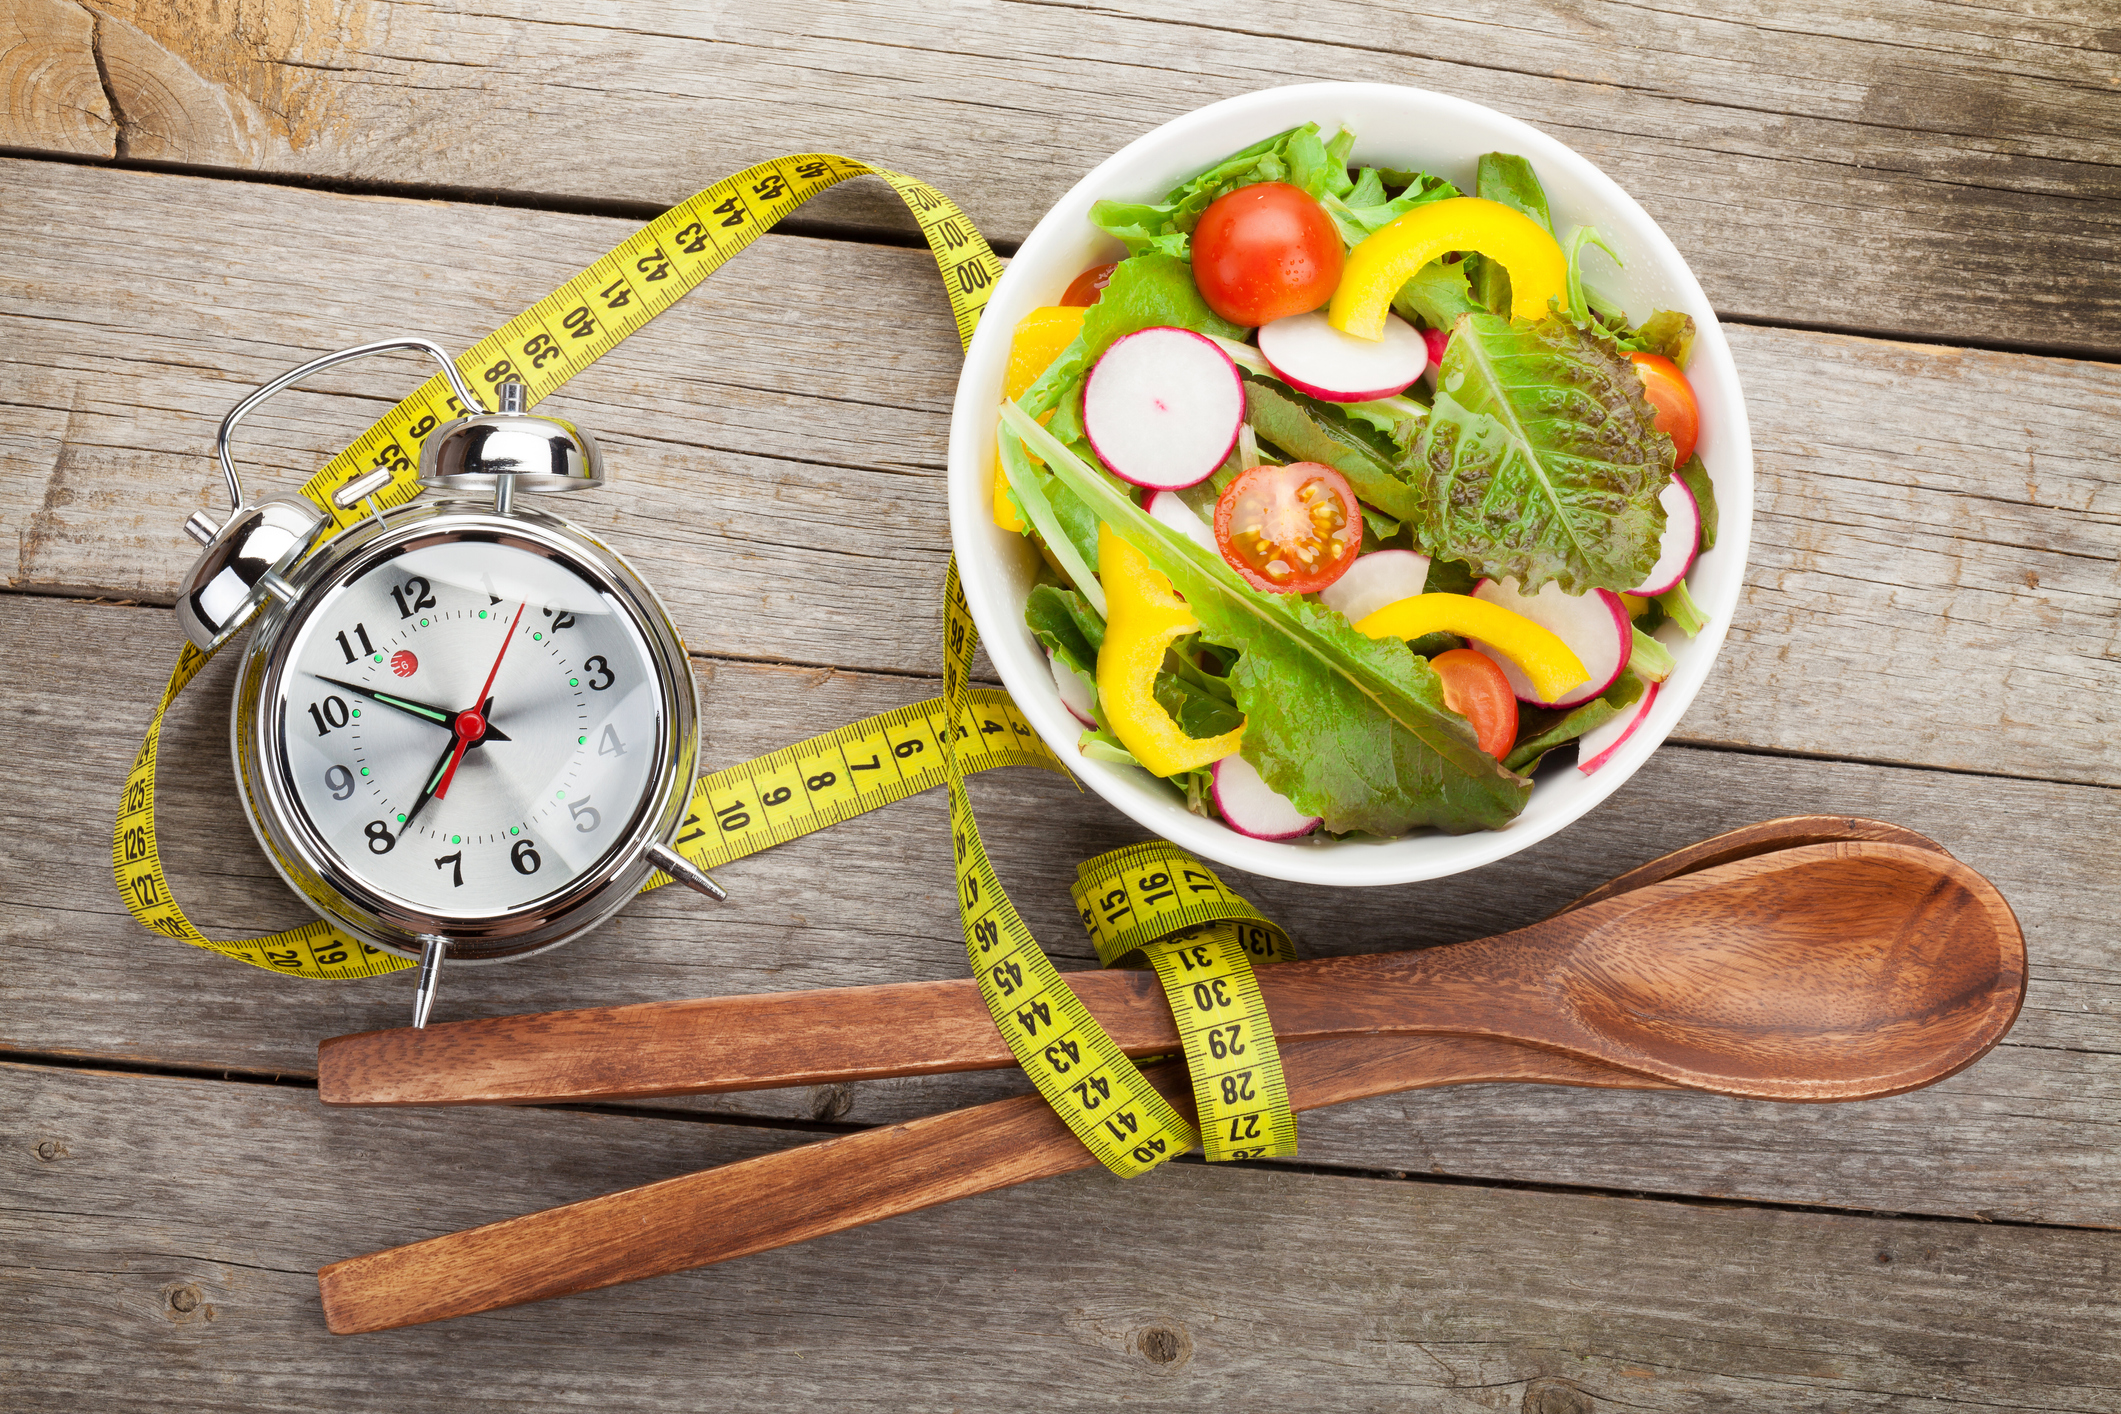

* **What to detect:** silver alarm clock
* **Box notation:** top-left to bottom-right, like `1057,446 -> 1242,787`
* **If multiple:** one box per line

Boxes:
176,338 -> 726,1026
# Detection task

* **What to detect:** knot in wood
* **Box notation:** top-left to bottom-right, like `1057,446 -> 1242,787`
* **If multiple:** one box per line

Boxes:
34,1140 -> 67,1162
1523,1378 -> 1593,1414
1136,1324 -> 1189,1366
167,1284 -> 201,1314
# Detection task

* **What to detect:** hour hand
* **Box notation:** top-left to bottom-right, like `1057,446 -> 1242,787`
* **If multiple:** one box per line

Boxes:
312,674 -> 456,729
313,676 -> 510,743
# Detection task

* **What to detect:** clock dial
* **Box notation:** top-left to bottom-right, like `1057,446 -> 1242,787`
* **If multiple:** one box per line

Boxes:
274,539 -> 666,915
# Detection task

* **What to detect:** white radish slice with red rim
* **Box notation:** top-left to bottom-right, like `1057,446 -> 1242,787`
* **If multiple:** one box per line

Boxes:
1211,753 -> 1321,841
1470,577 -> 1631,708
1257,310 -> 1428,403
1047,650 -> 1096,727
1083,326 -> 1244,490
1627,475 -> 1701,597
1577,679 -> 1660,774
1318,548 -> 1432,623
1145,490 -> 1219,555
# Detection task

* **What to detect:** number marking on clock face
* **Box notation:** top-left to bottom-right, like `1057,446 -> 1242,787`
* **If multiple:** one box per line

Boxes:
274,539 -> 666,914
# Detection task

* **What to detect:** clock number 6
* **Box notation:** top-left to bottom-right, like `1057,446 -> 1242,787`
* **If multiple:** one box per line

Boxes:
512,839 -> 542,875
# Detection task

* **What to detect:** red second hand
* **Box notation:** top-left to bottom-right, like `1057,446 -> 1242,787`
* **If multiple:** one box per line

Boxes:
434,602 -> 528,803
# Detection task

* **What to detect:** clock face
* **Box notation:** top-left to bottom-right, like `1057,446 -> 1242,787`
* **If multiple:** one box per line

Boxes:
272,537 -> 666,917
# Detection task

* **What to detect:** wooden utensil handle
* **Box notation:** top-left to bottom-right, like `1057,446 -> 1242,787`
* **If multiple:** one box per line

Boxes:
319,1036 -> 1666,1334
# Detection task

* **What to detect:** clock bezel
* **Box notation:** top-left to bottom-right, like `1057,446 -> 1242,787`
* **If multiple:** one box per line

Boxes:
230,500 -> 700,963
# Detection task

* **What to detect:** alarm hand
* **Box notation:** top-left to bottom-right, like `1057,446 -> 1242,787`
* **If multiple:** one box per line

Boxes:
313,675 -> 511,743
431,604 -> 528,804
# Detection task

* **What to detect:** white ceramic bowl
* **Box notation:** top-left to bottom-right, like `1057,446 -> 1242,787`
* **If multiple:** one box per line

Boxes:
946,82 -> 1751,886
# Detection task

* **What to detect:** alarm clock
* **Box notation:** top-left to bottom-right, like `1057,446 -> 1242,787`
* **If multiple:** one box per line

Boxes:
175,337 -> 726,1026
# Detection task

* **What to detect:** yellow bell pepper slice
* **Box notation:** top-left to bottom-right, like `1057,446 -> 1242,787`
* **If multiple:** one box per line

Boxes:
1328,197 -> 1569,339
1096,526 -> 1244,776
992,305 -> 1088,533
1353,593 -> 1588,702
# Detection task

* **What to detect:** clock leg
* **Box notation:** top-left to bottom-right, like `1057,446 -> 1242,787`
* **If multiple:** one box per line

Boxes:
411,935 -> 448,1029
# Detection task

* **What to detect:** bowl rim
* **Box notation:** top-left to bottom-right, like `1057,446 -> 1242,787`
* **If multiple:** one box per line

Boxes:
946,80 -> 1753,886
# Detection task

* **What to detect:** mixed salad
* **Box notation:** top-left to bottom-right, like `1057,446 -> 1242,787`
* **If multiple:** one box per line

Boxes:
992,125 -> 1717,841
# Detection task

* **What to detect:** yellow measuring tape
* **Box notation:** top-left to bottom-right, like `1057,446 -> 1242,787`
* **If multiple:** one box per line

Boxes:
110,153 -> 1295,1171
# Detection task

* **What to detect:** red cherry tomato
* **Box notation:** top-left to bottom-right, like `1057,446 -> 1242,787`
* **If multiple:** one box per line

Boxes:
1628,353 -> 1700,465
1429,648 -> 1517,759
1191,182 -> 1344,327
1213,461 -> 1361,595
1060,262 -> 1117,307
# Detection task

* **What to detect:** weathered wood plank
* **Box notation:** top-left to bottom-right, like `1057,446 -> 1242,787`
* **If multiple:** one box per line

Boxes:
5,594 -> 2117,1226
0,0 -> 113,157
3,162 -> 2116,784
25,0 -> 2121,352
9,1059 -> 2121,1411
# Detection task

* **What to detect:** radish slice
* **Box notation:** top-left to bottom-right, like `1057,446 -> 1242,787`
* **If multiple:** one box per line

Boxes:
1470,577 -> 1631,708
1047,650 -> 1096,727
1146,490 -> 1219,555
1257,310 -> 1428,403
1211,753 -> 1321,841
1318,548 -> 1432,623
1578,679 -> 1660,774
1083,327 -> 1244,490
1628,475 -> 1701,597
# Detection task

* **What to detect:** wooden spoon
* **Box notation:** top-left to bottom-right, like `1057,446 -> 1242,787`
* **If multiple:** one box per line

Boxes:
322,833 -> 2015,1109
317,820 -> 2008,1335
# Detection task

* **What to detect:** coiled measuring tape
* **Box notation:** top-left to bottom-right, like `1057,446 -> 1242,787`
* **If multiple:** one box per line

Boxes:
111,154 -> 1295,1172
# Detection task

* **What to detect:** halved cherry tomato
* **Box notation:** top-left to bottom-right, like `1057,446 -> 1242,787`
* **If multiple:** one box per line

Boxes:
1429,648 -> 1517,759
1192,182 -> 1344,327
1060,262 -> 1117,307
1213,461 -> 1361,594
1628,353 -> 1700,466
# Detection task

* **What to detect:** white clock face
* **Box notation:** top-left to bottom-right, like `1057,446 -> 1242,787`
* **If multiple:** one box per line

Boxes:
274,538 -> 666,916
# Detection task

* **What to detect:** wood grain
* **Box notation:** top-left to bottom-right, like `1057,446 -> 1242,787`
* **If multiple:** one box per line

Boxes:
4,594 -> 2116,1226
3,161 -> 2116,784
0,0 -> 114,156
18,0 -> 2121,352
319,841 -> 2025,1108
11,1058 -> 2121,1410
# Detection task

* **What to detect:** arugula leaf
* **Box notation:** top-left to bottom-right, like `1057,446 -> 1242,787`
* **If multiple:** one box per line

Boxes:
1393,258 -> 1483,328
1025,585 -> 1104,679
1242,376 -> 1421,521
1504,672 -> 1647,775
1007,402 -> 1530,835
1675,453 -> 1717,551
1413,312 -> 1673,594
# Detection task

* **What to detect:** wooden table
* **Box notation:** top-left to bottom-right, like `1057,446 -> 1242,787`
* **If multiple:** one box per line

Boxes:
4,2 -> 2117,1407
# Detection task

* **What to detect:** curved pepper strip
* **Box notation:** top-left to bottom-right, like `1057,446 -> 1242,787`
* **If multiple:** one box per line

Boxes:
1353,593 -> 1588,702
1328,197 -> 1569,338
1097,526 -> 1244,776
992,305 -> 1088,533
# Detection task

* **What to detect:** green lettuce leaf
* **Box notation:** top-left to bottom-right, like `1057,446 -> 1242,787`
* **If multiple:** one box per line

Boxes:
1155,671 -> 1245,739
1637,311 -> 1697,367
1242,375 -> 1421,521
1412,313 -> 1674,594
1393,258 -> 1483,328
1675,453 -> 1717,552
1025,585 -> 1104,679
1321,168 -> 1459,248
1007,402 -> 1530,836
1463,153 -> 1556,316
1504,672 -> 1647,775
1089,125 -> 1348,261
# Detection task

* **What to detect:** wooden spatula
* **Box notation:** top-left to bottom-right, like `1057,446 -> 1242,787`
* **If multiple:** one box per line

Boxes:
319,818 -> 2017,1334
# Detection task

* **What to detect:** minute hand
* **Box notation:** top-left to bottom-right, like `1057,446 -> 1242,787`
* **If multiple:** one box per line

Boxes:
313,675 -> 510,742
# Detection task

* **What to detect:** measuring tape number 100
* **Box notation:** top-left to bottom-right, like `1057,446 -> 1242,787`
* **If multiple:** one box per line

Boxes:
112,152 -> 1298,1174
